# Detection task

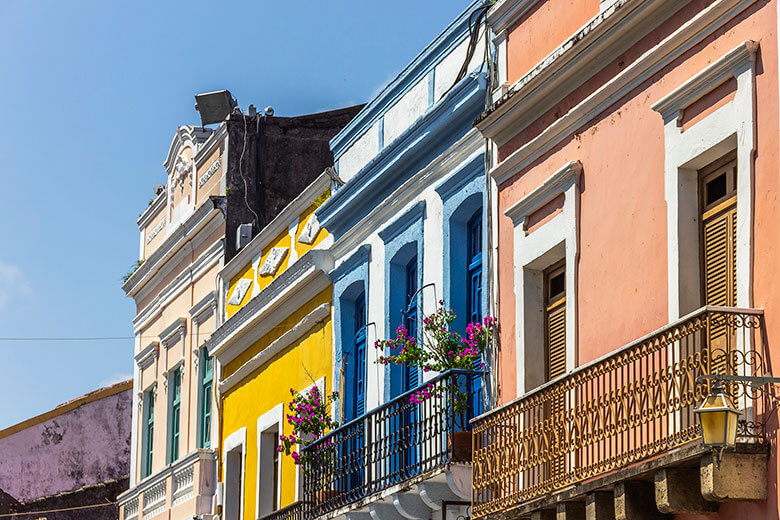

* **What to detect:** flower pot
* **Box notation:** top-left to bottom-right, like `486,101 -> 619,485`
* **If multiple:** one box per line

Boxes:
315,488 -> 342,504
448,430 -> 472,461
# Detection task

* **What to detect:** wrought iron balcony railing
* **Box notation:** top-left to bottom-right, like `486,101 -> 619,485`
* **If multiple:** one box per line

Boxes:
472,306 -> 766,519
260,501 -> 304,520
303,370 -> 481,518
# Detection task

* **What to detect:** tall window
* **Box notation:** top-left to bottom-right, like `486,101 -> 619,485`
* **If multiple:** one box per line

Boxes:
168,367 -> 182,463
353,293 -> 367,418
544,263 -> 566,382
403,257 -> 419,392
142,389 -> 154,478
699,153 -> 737,369
198,349 -> 214,449
467,210 -> 483,325
466,210 -> 483,417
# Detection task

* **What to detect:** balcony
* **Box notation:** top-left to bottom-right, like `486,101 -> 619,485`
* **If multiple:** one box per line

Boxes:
303,370 -> 480,520
472,307 -> 769,519
260,501 -> 304,520
118,449 -> 216,520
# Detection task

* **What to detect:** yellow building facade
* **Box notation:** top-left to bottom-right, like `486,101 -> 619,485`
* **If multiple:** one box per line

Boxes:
206,173 -> 334,520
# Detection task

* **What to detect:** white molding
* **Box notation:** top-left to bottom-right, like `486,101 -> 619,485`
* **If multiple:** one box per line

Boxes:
124,201 -> 224,298
512,161 -> 580,396
190,290 -> 217,324
133,240 -> 223,333
331,129 -> 484,259
219,303 -> 331,394
194,123 -> 226,167
138,191 -> 167,228
163,126 -> 213,174
135,342 -> 160,370
652,40 -> 758,122
160,318 -> 186,370
118,449 -> 217,505
652,41 -> 757,320
259,247 -> 289,277
486,0 -> 536,37
256,403 -> 284,520
223,427 -> 247,520
487,0 -> 756,185
208,251 -> 334,365
505,161 -> 582,223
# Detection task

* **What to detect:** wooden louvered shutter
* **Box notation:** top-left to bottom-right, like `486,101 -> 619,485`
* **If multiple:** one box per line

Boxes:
700,155 -> 737,371
544,264 -> 567,381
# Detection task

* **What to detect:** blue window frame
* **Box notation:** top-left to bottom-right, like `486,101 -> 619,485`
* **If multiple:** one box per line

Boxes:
353,293 -> 367,419
466,210 -> 483,419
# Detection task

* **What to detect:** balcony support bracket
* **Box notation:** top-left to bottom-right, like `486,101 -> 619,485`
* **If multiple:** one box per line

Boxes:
654,467 -> 717,514
700,451 -> 768,502
556,501 -> 585,519
614,482 -> 670,520
585,491 -> 615,520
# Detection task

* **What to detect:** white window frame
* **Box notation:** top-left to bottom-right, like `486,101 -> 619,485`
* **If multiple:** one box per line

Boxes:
223,427 -> 247,520
505,160 -> 581,396
256,404 -> 284,520
652,40 -> 757,320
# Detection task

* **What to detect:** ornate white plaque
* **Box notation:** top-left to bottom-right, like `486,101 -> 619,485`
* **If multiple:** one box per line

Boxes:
228,278 -> 252,306
298,214 -> 321,245
259,247 -> 288,276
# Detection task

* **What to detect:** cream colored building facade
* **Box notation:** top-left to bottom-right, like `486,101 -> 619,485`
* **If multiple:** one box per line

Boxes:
119,124 -> 227,520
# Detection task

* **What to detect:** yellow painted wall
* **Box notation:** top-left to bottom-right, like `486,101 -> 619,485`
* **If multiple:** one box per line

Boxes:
225,194 -> 329,319
220,287 -> 333,514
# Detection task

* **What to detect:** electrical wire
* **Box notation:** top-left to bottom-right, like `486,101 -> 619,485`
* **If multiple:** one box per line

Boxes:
0,500 -> 116,517
239,113 -> 260,229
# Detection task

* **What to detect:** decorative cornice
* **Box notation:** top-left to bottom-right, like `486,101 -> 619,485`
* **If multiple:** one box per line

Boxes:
219,173 -> 330,285
434,153 -> 484,201
123,199 -> 223,296
135,342 -> 160,368
318,73 -> 487,239
378,201 -> 426,243
329,244 -> 371,283
133,240 -> 223,333
488,0 -> 756,186
652,40 -> 758,123
163,126 -> 213,174
486,0 -> 537,36
219,303 -> 331,394
207,250 -> 334,363
190,291 -> 217,324
477,0 -> 689,145
137,191 -> 167,228
194,123 -> 226,167
329,0 -> 482,158
330,129 -> 485,259
160,318 -> 187,348
504,160 -> 582,224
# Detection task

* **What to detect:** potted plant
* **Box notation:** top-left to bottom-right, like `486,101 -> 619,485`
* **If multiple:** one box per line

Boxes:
278,386 -> 340,501
374,301 -> 496,461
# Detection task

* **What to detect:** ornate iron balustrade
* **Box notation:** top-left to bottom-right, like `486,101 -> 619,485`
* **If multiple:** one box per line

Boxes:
472,307 -> 766,519
260,501 -> 304,520
303,370 -> 481,518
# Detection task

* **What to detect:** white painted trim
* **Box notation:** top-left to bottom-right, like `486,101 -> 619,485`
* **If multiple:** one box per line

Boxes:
487,0 -> 757,185
511,161 -> 580,396
223,427 -> 247,520
138,191 -> 167,229
486,0 -> 536,37
256,404 -> 284,520
135,342 -> 160,370
119,449 -> 216,504
219,304 -> 331,394
651,41 -> 757,320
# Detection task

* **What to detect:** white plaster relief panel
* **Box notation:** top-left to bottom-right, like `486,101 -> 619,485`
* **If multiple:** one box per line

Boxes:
384,76 -> 430,145
228,278 -> 252,306
337,121 -> 380,183
259,247 -> 289,276
434,34 -> 485,102
298,214 -> 321,245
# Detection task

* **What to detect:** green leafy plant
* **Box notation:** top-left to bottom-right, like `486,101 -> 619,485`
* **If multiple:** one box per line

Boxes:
278,386 -> 339,473
122,259 -> 145,283
374,301 -> 496,414
312,188 -> 331,208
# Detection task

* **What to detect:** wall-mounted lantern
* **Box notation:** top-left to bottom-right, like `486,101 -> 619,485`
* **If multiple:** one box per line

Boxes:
694,379 -> 742,449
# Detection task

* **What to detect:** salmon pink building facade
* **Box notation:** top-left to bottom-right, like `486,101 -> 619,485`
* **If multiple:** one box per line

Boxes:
473,0 -> 780,518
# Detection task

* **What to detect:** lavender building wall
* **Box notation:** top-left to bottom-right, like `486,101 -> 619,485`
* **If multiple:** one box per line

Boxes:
0,381 -> 132,504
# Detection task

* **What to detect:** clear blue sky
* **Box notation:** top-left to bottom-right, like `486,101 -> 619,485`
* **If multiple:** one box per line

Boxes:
0,0 -> 473,429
